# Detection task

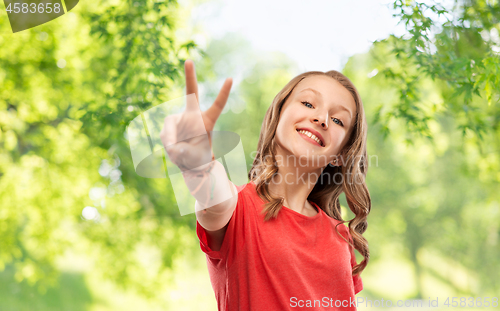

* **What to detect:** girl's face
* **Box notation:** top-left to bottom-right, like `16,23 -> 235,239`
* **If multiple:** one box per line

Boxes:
275,75 -> 357,167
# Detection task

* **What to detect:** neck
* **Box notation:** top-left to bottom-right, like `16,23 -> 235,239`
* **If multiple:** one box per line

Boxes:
265,145 -> 324,215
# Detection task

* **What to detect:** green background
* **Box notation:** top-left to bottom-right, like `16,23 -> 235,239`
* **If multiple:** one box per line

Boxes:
0,0 -> 499,309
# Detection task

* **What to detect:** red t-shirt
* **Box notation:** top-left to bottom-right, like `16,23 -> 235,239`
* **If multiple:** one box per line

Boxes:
196,181 -> 363,310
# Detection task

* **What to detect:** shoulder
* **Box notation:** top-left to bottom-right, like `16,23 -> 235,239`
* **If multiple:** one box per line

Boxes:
236,180 -> 264,202
325,215 -> 352,243
232,181 -> 260,213
234,180 -> 256,200
308,201 -> 352,241
235,181 -> 251,194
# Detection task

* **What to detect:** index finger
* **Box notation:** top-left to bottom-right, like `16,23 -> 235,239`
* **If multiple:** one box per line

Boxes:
184,59 -> 200,112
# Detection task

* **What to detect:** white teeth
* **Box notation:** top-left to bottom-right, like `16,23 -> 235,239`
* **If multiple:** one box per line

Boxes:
298,130 -> 322,146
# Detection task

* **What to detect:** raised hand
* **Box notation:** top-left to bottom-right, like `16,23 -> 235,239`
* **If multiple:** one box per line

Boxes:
160,60 -> 233,172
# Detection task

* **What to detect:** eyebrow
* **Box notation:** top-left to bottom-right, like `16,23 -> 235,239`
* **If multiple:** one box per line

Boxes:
299,88 -> 353,119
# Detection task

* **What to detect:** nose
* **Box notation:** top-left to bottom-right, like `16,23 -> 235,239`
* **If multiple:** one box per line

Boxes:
313,112 -> 329,129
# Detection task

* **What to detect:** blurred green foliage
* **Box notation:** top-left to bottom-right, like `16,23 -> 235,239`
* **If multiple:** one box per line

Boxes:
343,48 -> 500,298
0,0 -> 208,300
0,265 -> 92,311
345,0 -> 500,298
373,0 -> 500,147
0,0 -> 499,309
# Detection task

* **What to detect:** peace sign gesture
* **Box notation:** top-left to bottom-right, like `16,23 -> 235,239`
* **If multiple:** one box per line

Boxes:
160,60 -> 233,171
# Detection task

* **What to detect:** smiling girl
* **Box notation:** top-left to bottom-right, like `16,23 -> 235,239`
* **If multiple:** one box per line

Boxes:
161,60 -> 371,310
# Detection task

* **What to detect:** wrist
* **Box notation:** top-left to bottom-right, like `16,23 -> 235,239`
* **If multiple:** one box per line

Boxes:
182,160 -> 215,173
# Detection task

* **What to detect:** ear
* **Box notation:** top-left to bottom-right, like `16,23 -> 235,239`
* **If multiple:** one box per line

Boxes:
328,157 -> 338,167
338,150 -> 347,166
330,151 -> 347,167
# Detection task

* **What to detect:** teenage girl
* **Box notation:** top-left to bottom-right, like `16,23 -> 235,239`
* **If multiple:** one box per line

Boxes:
161,59 -> 371,310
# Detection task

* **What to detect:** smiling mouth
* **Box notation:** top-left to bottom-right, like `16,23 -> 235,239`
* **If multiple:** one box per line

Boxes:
296,129 -> 324,147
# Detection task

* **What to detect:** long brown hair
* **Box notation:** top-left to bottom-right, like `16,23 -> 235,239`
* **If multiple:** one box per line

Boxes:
248,70 -> 370,276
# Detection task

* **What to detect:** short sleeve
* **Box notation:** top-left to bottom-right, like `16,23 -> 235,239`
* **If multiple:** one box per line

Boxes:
196,219 -> 228,260
341,224 -> 363,295
195,183 -> 248,262
350,244 -> 363,295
